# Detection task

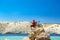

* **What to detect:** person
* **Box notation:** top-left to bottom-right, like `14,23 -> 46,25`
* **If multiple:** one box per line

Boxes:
31,20 -> 37,30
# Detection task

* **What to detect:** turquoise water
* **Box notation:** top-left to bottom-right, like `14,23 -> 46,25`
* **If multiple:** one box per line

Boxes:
0,34 -> 28,40
50,34 -> 60,40
1,36 -> 60,40
50,36 -> 60,40
0,34 -> 60,40
0,36 -> 27,40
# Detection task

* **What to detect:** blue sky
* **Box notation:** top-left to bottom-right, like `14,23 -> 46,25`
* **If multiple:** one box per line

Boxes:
0,0 -> 60,23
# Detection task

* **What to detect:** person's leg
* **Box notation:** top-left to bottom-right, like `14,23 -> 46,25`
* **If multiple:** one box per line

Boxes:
31,25 -> 34,30
30,25 -> 32,30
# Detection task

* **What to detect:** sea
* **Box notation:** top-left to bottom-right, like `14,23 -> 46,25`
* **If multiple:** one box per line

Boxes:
0,34 -> 60,40
0,34 -> 28,40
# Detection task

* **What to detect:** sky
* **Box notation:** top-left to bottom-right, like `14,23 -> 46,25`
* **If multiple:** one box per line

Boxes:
0,0 -> 60,23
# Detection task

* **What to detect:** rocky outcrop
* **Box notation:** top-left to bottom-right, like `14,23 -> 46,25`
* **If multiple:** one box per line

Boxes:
29,28 -> 50,40
0,22 -> 60,34
44,24 -> 60,34
0,22 -> 31,34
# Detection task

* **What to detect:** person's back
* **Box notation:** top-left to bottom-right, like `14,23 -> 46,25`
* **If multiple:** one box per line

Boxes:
31,20 -> 36,28
32,20 -> 36,27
